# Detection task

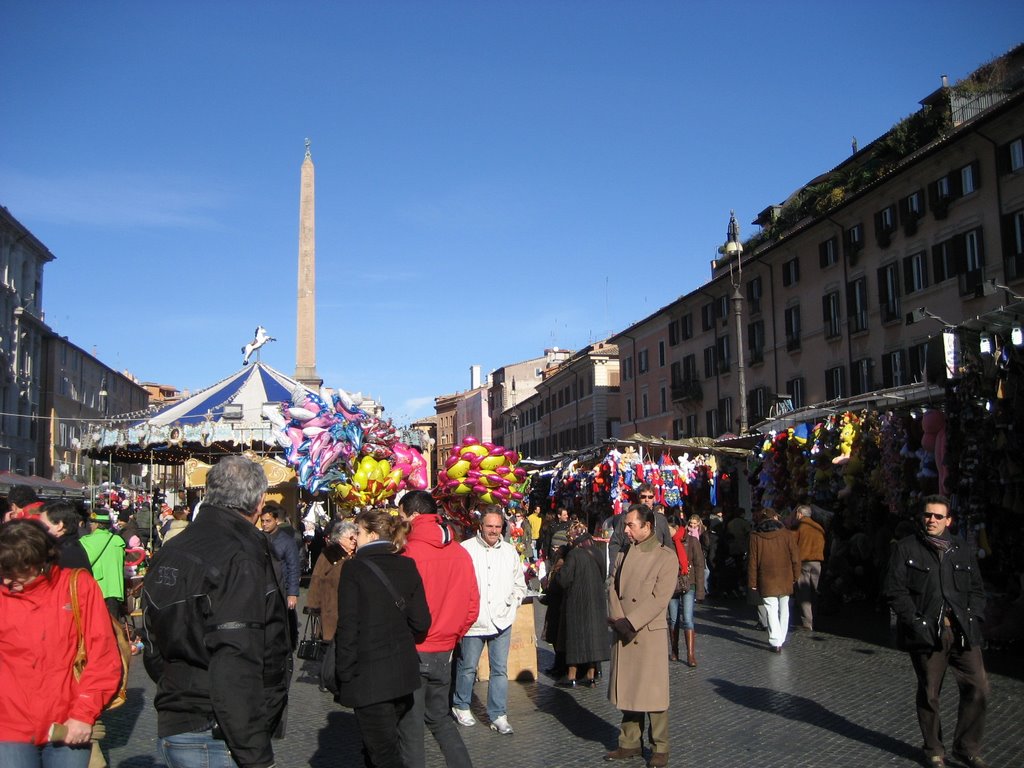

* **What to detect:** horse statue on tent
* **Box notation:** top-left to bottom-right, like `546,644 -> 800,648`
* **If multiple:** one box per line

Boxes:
242,326 -> 276,365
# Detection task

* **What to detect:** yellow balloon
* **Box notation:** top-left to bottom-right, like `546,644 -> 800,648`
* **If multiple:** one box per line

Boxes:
480,455 -> 506,470
453,482 -> 473,495
447,460 -> 471,479
353,470 -> 369,488
461,444 -> 489,458
480,491 -> 495,504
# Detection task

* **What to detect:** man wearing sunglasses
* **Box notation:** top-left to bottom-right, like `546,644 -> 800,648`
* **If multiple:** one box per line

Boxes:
606,483 -> 672,568
883,495 -> 989,768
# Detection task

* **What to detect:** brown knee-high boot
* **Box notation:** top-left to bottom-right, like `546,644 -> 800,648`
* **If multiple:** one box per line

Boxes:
669,628 -> 680,661
684,629 -> 697,667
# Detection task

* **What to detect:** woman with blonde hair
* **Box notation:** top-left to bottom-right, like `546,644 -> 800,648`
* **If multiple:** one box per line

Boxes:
334,509 -> 430,768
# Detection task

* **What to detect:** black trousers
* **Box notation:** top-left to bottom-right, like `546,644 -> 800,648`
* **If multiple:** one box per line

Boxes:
908,626 -> 988,758
354,694 -> 415,768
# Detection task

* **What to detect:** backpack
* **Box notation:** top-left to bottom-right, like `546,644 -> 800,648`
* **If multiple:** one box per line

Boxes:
69,568 -> 131,710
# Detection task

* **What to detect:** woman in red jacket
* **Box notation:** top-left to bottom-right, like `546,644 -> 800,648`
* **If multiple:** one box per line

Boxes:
0,519 -> 122,768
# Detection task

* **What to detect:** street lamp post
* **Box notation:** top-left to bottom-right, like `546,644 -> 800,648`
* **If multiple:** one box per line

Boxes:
722,211 -> 748,434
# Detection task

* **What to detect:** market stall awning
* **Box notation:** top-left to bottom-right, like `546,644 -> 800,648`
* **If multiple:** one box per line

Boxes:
0,472 -> 87,498
607,434 -> 750,459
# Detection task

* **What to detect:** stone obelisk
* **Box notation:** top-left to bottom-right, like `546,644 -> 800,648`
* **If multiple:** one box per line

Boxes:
295,139 -> 322,388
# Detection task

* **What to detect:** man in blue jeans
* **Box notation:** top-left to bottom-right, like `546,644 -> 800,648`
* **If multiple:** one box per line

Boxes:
452,506 -> 527,735
398,490 -> 480,768
142,456 -> 290,768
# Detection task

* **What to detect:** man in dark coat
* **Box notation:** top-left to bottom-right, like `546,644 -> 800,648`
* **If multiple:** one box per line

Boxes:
606,483 -> 672,567
261,501 -> 301,648
142,455 -> 291,768
883,495 -> 989,768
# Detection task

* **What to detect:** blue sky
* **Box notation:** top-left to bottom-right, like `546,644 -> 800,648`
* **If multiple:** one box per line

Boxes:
2,2 -> 1022,424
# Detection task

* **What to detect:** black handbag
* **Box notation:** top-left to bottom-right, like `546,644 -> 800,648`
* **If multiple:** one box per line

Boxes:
297,612 -> 326,661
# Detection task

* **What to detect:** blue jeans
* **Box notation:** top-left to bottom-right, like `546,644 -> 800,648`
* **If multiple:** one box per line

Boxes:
160,731 -> 239,768
0,742 -> 90,768
399,650 -> 472,768
667,587 -> 696,630
453,626 -> 511,722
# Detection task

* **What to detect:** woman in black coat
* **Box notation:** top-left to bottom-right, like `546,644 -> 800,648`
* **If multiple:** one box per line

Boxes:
553,522 -> 610,687
334,509 -> 431,768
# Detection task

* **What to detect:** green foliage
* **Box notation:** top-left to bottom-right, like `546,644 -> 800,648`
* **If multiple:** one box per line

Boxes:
757,103 -> 950,246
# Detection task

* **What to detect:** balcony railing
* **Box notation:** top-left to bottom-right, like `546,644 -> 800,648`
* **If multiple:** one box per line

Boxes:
670,379 -> 704,404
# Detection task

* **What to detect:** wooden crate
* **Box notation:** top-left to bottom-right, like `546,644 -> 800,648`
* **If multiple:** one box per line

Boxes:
476,597 -> 538,682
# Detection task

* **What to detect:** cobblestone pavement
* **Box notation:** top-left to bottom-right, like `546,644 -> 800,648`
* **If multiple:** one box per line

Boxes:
104,596 -> 1024,767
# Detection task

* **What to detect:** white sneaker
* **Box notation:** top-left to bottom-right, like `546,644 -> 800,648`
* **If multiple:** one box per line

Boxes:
489,715 -> 513,735
451,707 -> 476,727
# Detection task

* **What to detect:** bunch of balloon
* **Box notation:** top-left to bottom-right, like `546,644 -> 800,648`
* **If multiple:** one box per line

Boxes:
435,437 -> 527,506
391,442 -> 429,490
331,454 -> 404,509
267,386 -> 369,494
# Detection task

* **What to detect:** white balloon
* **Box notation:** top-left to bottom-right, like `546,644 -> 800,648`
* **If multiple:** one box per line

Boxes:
287,406 -> 317,422
262,404 -> 287,429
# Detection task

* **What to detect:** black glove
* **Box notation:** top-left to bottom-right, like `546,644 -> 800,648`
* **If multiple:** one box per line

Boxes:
609,617 -> 637,643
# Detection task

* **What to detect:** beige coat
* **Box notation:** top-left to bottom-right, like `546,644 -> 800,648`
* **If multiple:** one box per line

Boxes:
607,534 -> 679,712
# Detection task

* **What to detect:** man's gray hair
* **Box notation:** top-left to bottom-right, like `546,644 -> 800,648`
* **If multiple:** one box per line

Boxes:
205,455 -> 268,514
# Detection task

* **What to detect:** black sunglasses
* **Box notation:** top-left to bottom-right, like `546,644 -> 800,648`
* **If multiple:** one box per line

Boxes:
921,512 -> 948,520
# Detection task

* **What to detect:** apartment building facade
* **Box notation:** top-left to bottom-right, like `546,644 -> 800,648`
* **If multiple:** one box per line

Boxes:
498,341 -> 620,459
614,51 -> 1024,438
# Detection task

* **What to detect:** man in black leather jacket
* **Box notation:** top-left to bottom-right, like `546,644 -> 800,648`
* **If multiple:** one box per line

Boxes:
142,455 -> 290,768
883,495 -> 989,768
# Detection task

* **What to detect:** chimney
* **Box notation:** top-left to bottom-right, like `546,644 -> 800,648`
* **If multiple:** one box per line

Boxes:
470,365 -> 481,389
941,74 -> 949,88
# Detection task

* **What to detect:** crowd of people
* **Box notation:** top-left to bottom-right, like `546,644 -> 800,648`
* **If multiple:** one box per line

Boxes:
0,468 -> 1001,768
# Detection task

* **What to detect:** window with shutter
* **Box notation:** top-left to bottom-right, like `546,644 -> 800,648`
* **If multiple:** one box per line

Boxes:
702,302 -> 715,331
747,320 -> 765,364
1010,138 -> 1024,173
784,305 -> 801,351
882,349 -> 907,388
717,335 -> 731,372
847,278 -> 868,334
932,240 -> 956,283
782,257 -> 800,286
825,366 -> 846,400
786,377 -> 805,408
823,292 -> 842,339
703,346 -> 717,379
878,263 -> 901,323
903,251 -> 928,294
1004,210 -> 1024,280
819,237 -> 838,268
